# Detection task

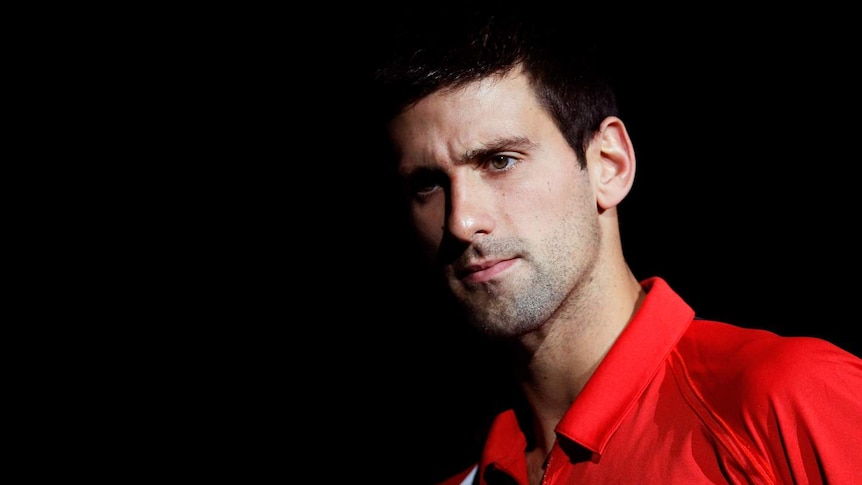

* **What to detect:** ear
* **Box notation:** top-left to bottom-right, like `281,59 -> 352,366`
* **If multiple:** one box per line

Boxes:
589,116 -> 636,210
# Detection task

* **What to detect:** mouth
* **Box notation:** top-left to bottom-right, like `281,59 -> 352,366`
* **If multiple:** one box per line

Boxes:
456,258 -> 518,284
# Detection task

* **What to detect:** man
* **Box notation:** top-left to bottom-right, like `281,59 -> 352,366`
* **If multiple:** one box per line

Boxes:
369,5 -> 862,484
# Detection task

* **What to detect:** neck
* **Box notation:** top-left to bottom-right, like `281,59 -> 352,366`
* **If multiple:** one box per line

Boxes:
511,266 -> 646,453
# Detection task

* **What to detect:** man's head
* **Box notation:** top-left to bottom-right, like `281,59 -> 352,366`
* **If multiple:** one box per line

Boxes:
372,6 -> 636,339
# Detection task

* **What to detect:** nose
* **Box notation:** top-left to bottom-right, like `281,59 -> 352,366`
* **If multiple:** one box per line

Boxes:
445,175 -> 495,242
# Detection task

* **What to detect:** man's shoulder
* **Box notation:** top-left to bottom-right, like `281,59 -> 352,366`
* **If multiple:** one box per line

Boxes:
683,318 -> 853,366
678,318 -> 862,402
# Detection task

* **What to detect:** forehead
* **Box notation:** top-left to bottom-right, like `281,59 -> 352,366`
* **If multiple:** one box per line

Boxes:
389,70 -> 552,166
411,69 -> 538,122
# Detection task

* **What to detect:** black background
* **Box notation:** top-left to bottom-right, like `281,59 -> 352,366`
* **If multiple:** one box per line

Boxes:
176,7 -> 861,483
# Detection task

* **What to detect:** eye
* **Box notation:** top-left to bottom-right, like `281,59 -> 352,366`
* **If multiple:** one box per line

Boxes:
404,170 -> 445,199
487,155 -> 517,171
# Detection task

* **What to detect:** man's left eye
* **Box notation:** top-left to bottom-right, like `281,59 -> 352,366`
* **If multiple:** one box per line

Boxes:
489,155 -> 516,170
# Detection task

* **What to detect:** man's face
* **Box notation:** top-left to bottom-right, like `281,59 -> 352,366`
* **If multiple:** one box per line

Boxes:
388,69 -> 602,338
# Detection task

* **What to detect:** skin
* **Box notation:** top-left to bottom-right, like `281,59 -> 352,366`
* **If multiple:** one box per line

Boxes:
388,67 -> 646,484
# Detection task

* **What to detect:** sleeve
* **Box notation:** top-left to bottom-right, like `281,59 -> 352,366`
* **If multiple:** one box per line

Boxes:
756,339 -> 862,484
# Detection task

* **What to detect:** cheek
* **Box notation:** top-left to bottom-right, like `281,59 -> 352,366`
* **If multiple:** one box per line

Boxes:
411,205 -> 444,248
518,174 -> 574,211
518,172 -> 592,230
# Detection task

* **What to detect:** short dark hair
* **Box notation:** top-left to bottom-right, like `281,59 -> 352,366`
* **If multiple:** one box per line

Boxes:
370,4 -> 619,167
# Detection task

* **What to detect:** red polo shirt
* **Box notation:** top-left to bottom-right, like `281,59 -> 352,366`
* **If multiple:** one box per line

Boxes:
439,277 -> 862,484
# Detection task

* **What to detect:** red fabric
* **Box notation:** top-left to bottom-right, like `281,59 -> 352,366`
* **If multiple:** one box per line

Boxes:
437,277 -> 862,484
436,465 -> 476,485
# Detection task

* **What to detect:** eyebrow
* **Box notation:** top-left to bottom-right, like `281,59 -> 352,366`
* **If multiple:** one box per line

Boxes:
398,135 -> 537,177
461,136 -> 536,164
